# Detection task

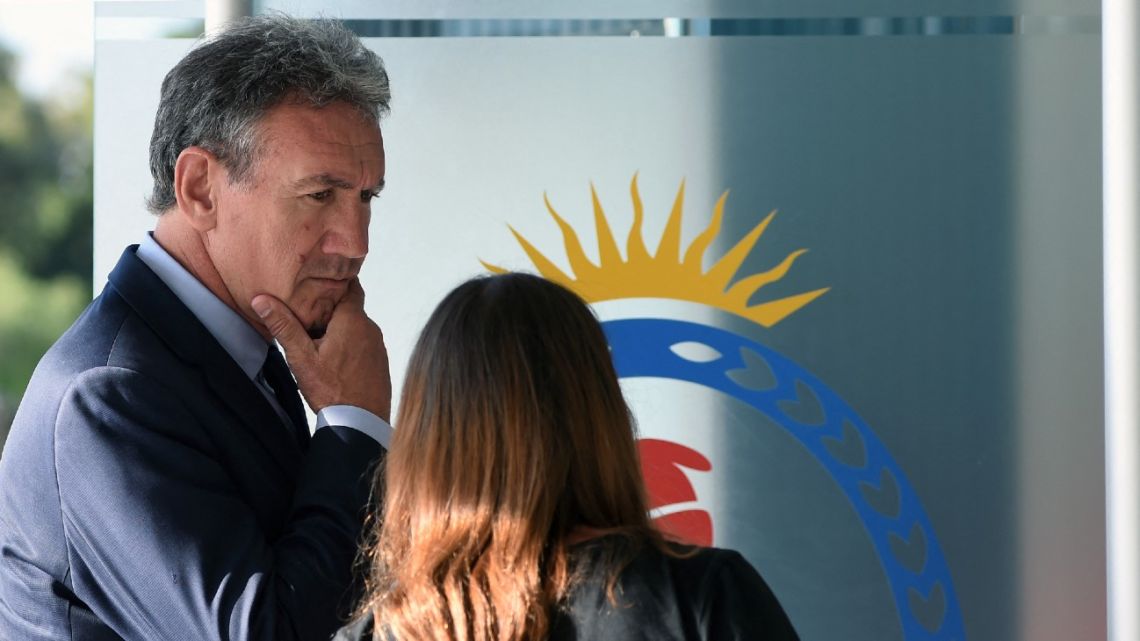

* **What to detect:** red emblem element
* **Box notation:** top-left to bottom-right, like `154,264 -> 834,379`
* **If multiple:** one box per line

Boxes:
638,438 -> 714,546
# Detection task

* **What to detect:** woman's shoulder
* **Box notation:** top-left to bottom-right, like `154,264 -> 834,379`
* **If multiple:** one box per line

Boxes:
658,540 -> 751,570
564,537 -> 800,640
660,543 -> 800,640
571,535 -> 758,583
625,541 -> 772,595
331,611 -> 376,641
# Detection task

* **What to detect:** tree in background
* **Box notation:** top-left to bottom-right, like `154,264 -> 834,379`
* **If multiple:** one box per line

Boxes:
0,44 -> 93,447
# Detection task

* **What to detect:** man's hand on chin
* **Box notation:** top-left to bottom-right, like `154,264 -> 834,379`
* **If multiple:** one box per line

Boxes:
251,279 -> 392,421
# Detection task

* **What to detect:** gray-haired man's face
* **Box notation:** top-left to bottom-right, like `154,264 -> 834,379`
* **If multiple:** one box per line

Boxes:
205,101 -> 385,337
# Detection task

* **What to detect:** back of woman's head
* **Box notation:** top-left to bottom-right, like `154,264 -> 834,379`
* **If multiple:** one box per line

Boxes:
366,273 -> 654,641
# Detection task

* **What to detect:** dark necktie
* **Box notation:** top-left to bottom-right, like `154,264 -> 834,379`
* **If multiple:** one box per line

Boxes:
261,345 -> 311,447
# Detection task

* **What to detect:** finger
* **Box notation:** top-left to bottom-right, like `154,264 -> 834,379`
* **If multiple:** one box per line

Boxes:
251,294 -> 314,361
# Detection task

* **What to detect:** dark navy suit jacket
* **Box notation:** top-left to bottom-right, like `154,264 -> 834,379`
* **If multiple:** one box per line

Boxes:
0,246 -> 384,640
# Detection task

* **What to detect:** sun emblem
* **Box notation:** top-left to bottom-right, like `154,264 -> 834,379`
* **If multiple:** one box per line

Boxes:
480,174 -> 829,327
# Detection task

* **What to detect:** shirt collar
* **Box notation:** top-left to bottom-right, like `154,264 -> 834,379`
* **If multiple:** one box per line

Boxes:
136,232 -> 269,380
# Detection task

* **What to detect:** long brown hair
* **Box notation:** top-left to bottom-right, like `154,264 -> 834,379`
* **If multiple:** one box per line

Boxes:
358,273 -> 661,641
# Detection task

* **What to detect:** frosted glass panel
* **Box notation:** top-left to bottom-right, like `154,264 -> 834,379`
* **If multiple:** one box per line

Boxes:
255,0 -> 1097,20
95,14 -> 1103,641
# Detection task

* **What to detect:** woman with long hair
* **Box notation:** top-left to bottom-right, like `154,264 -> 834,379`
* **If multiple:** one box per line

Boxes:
337,273 -> 798,641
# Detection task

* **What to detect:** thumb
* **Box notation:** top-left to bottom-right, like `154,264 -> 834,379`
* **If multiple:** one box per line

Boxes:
251,294 -> 313,362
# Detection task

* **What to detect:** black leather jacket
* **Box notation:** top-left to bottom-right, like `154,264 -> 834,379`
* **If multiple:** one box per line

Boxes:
335,537 -> 799,641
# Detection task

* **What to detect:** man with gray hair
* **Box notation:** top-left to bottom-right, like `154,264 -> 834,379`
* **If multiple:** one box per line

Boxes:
0,15 -> 393,640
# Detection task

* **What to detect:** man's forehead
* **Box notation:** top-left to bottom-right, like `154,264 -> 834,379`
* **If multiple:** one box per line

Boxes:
260,125 -> 384,154
258,102 -> 383,147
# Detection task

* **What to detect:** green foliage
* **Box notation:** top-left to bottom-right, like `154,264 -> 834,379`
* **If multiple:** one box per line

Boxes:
0,251 -> 87,391
0,50 -> 93,283
0,43 -> 92,441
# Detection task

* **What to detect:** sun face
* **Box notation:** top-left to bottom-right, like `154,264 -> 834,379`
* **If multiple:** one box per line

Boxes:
480,175 -> 829,327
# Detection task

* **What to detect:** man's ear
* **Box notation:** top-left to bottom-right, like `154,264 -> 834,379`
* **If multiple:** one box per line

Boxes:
173,146 -> 221,232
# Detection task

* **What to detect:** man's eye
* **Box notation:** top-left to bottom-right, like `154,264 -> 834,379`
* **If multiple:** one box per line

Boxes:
361,189 -> 380,203
308,190 -> 332,202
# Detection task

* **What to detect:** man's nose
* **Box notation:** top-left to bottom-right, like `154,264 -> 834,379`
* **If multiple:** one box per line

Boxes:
322,198 -> 370,259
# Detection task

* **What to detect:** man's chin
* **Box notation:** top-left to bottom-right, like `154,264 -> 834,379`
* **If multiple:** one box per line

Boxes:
292,294 -> 337,339
302,305 -> 335,339
303,309 -> 332,338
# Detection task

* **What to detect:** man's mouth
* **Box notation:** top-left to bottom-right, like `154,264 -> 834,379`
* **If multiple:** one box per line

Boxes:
309,276 -> 352,288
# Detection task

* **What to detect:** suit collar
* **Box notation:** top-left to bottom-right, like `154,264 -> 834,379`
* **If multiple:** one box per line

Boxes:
135,233 -> 268,380
107,245 -> 303,472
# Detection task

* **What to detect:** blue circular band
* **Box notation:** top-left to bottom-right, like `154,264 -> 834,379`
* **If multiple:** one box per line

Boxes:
603,317 -> 966,641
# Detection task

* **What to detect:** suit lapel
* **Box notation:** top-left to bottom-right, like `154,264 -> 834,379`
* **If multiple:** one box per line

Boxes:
106,246 -> 303,476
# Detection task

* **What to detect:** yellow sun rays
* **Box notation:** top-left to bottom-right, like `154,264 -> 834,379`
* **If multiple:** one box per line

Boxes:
481,175 -> 829,328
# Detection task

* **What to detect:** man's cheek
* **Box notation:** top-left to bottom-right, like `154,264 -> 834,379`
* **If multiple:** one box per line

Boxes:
282,288 -> 318,327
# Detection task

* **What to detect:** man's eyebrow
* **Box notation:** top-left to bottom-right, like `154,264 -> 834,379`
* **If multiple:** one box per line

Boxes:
292,174 -> 384,191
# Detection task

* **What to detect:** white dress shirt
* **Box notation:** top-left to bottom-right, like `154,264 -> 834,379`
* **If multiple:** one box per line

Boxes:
136,233 -> 392,447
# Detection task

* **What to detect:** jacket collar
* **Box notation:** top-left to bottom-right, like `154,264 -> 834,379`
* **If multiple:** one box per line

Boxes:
107,245 -> 303,473
135,233 -> 267,382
